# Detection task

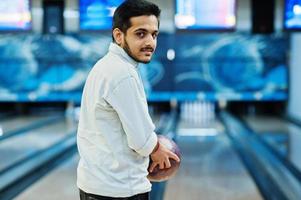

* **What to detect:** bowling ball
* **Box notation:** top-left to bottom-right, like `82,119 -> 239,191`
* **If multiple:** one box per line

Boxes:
147,135 -> 181,182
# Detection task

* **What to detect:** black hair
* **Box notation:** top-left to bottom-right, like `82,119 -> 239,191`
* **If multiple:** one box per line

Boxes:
112,0 -> 161,42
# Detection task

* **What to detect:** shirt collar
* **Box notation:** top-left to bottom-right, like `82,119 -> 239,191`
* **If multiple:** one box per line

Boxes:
109,42 -> 139,68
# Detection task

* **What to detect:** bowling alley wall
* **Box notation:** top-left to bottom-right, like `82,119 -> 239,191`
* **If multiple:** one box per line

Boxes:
0,0 -> 300,120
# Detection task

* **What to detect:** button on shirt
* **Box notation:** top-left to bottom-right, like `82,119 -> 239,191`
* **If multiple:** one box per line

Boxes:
77,42 -> 158,197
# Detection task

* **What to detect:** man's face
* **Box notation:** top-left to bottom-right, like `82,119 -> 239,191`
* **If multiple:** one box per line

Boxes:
120,15 -> 159,64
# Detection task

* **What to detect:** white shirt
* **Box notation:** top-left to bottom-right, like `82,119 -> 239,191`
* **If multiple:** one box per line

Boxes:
77,42 -> 158,197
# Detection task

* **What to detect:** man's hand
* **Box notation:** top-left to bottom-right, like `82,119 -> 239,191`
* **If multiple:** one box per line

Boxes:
149,141 -> 180,173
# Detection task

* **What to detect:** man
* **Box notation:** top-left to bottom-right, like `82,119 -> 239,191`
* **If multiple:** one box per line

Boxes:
77,0 -> 180,199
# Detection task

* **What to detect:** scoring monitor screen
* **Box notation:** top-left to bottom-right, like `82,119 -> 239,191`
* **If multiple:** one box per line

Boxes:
284,0 -> 301,30
175,0 -> 236,30
0,0 -> 31,31
80,0 -> 124,30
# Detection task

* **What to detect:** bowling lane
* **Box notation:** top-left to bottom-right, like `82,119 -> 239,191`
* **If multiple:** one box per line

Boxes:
0,118 -> 77,171
243,115 -> 301,172
14,113 -> 163,200
0,113 -> 61,136
164,119 -> 263,200
15,154 -> 80,200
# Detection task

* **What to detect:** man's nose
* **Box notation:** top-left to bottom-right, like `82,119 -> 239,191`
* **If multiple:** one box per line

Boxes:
145,34 -> 156,46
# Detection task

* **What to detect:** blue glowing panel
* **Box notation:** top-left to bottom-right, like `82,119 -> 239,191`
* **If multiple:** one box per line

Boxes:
0,0 -> 31,31
175,0 -> 236,30
173,34 -> 288,100
0,33 -> 112,102
284,0 -> 301,30
80,0 -> 124,30
0,33 -> 288,102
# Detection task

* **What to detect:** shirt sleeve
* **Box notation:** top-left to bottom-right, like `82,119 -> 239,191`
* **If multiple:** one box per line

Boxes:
105,76 -> 157,157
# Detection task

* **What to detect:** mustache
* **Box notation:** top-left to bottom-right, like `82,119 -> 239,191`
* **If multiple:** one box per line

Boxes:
140,47 -> 154,52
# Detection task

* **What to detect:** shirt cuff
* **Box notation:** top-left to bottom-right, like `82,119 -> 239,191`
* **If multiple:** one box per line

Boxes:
136,132 -> 158,157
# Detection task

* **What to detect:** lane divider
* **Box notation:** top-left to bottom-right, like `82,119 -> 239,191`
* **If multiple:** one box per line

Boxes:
0,115 -> 65,142
220,112 -> 301,200
150,110 -> 179,200
0,131 -> 77,200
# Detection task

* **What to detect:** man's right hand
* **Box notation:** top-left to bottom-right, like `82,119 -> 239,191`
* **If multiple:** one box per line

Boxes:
149,141 -> 180,173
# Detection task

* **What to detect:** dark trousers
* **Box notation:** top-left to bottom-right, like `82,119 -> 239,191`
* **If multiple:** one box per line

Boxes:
79,189 -> 149,200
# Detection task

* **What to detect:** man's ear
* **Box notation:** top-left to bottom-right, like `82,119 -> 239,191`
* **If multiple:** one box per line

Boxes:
113,28 -> 124,45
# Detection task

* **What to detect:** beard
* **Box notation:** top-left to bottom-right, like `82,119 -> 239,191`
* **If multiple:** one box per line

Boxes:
123,38 -> 151,64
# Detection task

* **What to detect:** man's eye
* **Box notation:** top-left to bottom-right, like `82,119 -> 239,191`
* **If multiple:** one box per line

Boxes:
136,32 -> 145,38
152,33 -> 158,39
